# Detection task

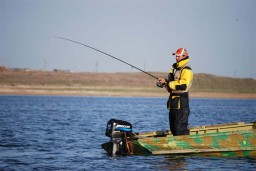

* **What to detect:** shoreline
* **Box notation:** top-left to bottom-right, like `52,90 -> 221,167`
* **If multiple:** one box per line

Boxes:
0,85 -> 255,99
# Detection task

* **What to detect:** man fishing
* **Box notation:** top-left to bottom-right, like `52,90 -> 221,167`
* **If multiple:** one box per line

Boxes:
157,48 -> 193,136
57,37 -> 193,135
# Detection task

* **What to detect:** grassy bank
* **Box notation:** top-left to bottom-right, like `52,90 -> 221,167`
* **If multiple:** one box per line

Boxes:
0,68 -> 255,98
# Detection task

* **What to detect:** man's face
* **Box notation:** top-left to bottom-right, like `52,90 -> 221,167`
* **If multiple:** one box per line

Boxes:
176,55 -> 183,62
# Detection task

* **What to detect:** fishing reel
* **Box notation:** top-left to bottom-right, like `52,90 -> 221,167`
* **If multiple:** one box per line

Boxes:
156,73 -> 174,88
156,78 -> 168,88
156,81 -> 167,88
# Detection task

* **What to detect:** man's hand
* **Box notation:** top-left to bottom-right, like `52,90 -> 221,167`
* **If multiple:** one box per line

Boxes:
156,78 -> 167,88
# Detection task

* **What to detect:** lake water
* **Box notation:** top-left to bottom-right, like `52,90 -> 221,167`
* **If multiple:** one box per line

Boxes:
0,95 -> 256,170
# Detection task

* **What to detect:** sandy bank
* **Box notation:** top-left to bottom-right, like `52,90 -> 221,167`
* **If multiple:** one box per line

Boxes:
0,85 -> 255,99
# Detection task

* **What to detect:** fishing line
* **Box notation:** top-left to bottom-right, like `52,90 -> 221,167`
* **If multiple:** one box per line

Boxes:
56,36 -> 159,80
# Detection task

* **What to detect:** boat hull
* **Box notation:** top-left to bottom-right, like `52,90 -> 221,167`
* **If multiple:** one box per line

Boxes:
137,130 -> 256,157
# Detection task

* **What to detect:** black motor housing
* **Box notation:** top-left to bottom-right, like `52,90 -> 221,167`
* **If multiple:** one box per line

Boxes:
105,119 -> 132,138
104,119 -> 133,156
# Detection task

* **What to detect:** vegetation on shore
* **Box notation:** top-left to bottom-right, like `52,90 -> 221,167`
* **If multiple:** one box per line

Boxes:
0,66 -> 255,98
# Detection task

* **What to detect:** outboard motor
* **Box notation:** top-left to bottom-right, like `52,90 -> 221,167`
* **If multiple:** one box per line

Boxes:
105,119 -> 133,156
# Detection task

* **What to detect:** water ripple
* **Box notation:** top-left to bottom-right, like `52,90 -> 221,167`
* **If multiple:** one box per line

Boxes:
0,96 -> 255,170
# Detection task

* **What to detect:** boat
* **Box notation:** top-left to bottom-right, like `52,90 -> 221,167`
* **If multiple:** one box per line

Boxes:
101,119 -> 256,157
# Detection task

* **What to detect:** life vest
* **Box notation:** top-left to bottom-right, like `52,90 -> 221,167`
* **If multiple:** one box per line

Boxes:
168,58 -> 193,94
167,58 -> 193,109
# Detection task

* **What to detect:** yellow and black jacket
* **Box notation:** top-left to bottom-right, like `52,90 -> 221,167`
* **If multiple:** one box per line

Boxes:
167,57 -> 193,109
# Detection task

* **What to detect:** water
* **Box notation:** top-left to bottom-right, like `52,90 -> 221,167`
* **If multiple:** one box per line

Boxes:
0,95 -> 255,170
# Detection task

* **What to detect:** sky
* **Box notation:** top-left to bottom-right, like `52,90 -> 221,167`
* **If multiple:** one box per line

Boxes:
1,0 -> 255,78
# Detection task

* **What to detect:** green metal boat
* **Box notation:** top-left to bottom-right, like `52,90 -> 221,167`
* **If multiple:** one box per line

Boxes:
102,119 -> 256,157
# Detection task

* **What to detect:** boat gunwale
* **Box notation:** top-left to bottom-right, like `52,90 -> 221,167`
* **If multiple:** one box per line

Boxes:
134,122 -> 256,138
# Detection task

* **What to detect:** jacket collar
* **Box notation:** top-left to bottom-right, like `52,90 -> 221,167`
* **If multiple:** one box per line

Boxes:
173,57 -> 190,69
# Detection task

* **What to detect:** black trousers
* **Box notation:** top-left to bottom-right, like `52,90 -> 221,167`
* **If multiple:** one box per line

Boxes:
169,108 -> 190,136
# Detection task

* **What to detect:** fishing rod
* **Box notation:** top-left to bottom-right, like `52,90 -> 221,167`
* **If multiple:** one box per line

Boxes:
56,36 -> 159,80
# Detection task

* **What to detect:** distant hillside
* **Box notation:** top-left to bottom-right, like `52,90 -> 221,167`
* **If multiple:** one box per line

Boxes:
0,67 -> 255,94
191,73 -> 256,93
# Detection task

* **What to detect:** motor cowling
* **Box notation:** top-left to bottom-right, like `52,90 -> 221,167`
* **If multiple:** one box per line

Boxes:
105,119 -> 132,138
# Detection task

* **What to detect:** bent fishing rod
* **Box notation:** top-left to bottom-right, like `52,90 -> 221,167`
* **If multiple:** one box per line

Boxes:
56,36 -> 159,80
